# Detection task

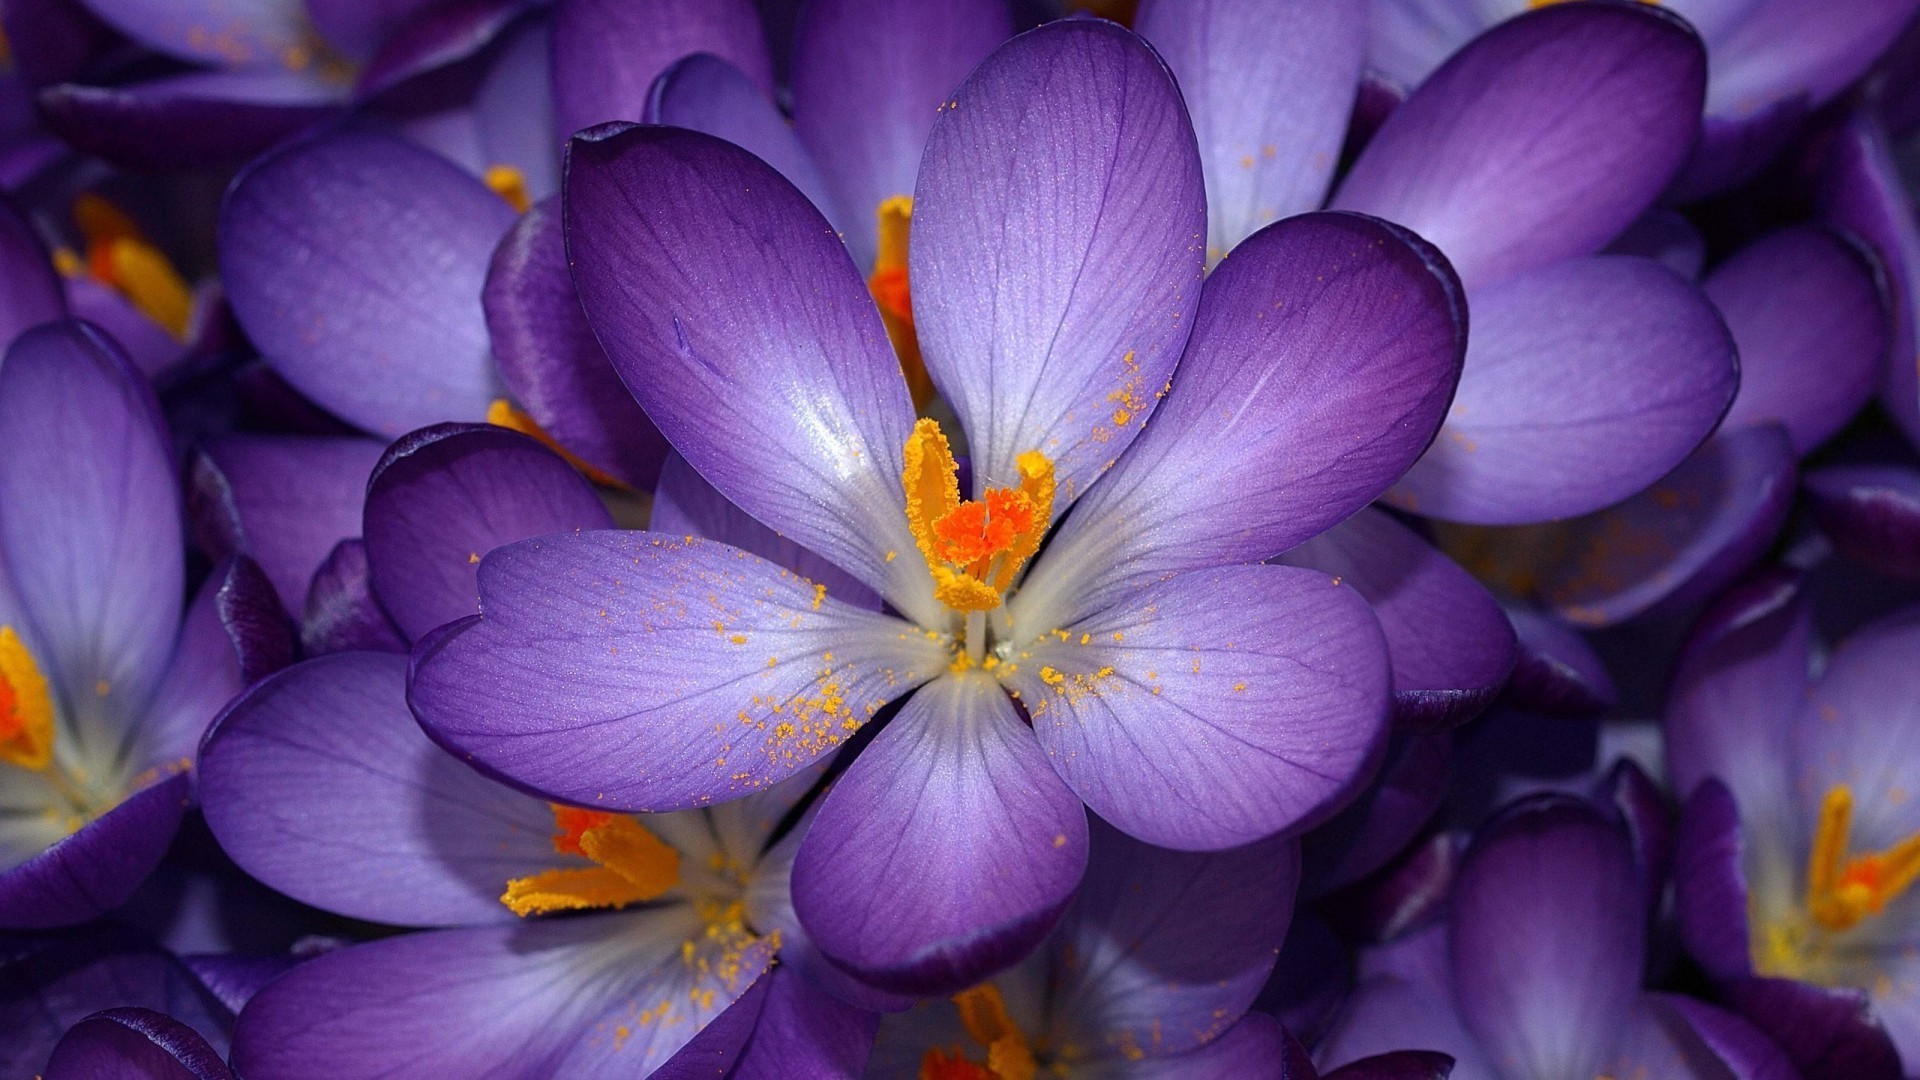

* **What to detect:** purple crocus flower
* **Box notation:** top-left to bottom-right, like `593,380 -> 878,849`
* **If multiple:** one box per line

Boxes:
411,18 -> 1466,995
1319,794 -> 1796,1079
1369,0 -> 1920,197
0,319 -> 287,929
1668,571 -> 1920,1076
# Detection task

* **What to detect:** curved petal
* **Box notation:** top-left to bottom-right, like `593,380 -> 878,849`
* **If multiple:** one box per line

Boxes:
1387,256 -> 1738,525
1708,0 -> 1920,120
1674,779 -> 1756,981
564,123 -> 930,619
1301,730 -> 1452,896
198,651 -> 561,927
790,673 -> 1088,995
410,531 -> 946,811
1654,994 -> 1800,1080
0,931 -> 232,1075
789,0 -> 1010,268
0,193 -> 66,341
0,772 -> 188,928
37,70 -> 345,171
137,556 -> 292,773
483,195 -> 668,489
1280,508 -> 1515,731
64,277 -> 185,380
187,433 -> 384,614
1449,796 -> 1642,1079
909,19 -> 1205,509
1003,564 -> 1391,851
73,0 -> 309,67
1137,0 -> 1366,257
1500,605 -> 1619,717
1013,211 -> 1464,632
0,321 -> 180,753
363,423 -> 612,642
219,127 -> 515,438
44,1007 -> 233,1080
1047,820 -> 1297,1060
1790,607 -> 1920,857
1710,226 -> 1886,454
550,0 -> 770,139
300,539 -> 408,655
1607,208 -> 1708,278
1323,1046 -> 1457,1080
1806,464 -> 1920,579
308,0 -> 437,61
1723,976 -> 1905,1080
1334,2 -> 1706,290
1317,973 -> 1492,1077
725,964 -> 878,1079
353,0 -> 531,100
230,913 -> 772,1077
649,53 -> 833,219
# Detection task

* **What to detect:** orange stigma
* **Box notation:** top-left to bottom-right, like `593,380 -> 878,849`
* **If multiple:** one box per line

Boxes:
867,196 -> 935,408
903,419 -> 1054,613
1805,785 -> 1920,932
65,194 -> 194,341
500,804 -> 681,917
484,164 -> 532,213
919,983 -> 1038,1080
0,626 -> 53,771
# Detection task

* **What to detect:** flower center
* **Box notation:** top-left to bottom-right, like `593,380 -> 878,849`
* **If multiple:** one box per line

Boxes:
484,164 -> 532,214
0,626 -> 53,772
500,805 -> 682,917
54,194 -> 194,341
920,983 -> 1038,1080
1804,785 -> 1920,932
868,196 -> 935,409
903,419 -> 1055,615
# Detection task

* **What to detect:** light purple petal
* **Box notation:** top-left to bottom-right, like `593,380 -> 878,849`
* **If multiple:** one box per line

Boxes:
550,0 -> 770,139
308,0 -> 437,61
483,194 -> 668,489
1723,976 -> 1905,1080
1335,2 -> 1705,291
1806,464 -> 1920,579
1301,730 -> 1452,896
1449,796 -> 1642,1079
468,16 -> 559,201
363,423 -> 612,642
44,1007 -> 233,1080
725,964 -> 878,1079
1500,605 -> 1618,717
187,433 -> 384,615
1790,606 -> 1920,864
909,19 -> 1205,509
0,321 -> 180,750
1708,0 -> 1920,120
1317,973 -> 1492,1077
790,673 -> 1088,995
1654,994 -> 1800,1080
64,277 -> 184,381
1013,211 -> 1463,630
300,538 -> 408,655
136,556 -> 291,774
1003,564 -> 1391,851
354,0 -> 531,100
1607,208 -> 1708,278
1137,0 -> 1366,257
410,531 -> 946,811
0,193 -> 66,341
0,932 -> 232,1075
1387,256 -> 1738,524
73,0 -> 309,68
1710,226 -> 1886,454
564,123 -> 931,617
37,69 -> 344,171
0,773 -> 189,928
789,0 -> 1010,268
219,127 -> 514,438
649,53 -> 834,219
1674,780 -> 1756,982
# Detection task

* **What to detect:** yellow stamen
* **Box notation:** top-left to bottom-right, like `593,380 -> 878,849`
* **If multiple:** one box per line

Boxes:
868,196 -> 934,409
941,983 -> 1037,1080
1805,785 -> 1920,931
71,194 -> 193,340
0,626 -> 53,771
902,420 -> 1054,613
500,805 -> 680,917
486,399 -> 624,488
484,164 -> 532,214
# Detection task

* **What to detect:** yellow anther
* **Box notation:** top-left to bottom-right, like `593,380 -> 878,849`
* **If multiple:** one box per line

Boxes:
868,196 -> 934,408
484,164 -> 532,214
72,194 -> 193,340
1806,785 -> 1920,932
902,420 -> 1054,613
0,626 -> 53,771
486,399 -> 623,488
945,983 -> 1038,1080
500,806 -> 680,917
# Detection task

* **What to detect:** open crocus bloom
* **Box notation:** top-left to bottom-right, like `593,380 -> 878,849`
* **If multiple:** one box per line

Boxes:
412,19 -> 1466,995
1668,572 -> 1920,1074
0,319 -> 286,928
1319,794 -> 1797,1079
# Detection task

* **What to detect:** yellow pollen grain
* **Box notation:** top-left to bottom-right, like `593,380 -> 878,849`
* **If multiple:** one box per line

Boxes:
484,164 -> 532,213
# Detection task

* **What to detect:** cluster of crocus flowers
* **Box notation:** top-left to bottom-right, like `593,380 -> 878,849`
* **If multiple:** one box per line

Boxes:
7,0 -> 1920,1077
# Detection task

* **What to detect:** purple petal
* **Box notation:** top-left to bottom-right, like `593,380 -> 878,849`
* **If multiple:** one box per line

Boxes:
550,0 -> 770,139
188,433 -> 384,615
564,123 -> 929,614
1790,606 -> 1920,855
791,674 -> 1087,995
1013,211 -> 1463,628
1723,976 -> 1904,1080
73,0 -> 309,67
650,451 -> 880,610
137,556 -> 291,773
1672,95 -> 1813,202
0,321 -> 180,742
909,19 -> 1205,508
0,773 -> 188,928
231,915 -> 773,1075
1320,833 -> 1459,946
1048,820 -> 1297,1059
1449,796 -> 1642,1078
1711,226 -> 1886,454
725,964 -> 878,1080
0,931 -> 232,1075
646,969 -> 769,1080
1500,605 -> 1619,717
1388,256 -> 1738,525
1335,2 -> 1705,291
1302,730 -> 1452,895
44,1007 -> 233,1080
1674,780 -> 1755,982
483,194 -> 668,489
1806,464 -> 1920,580
409,531 -> 946,811
37,70 -> 344,170
0,0 -> 117,89
1004,564 -> 1391,851
300,539 -> 409,655
363,423 -> 612,642
0,193 -> 66,341
1607,208 -> 1708,278
1708,0 -> 1920,123
219,127 -> 515,438
199,651 -> 563,927
1322,1045 -> 1457,1080
64,277 -> 185,381
1317,971 -> 1491,1076
308,0 -> 437,61
354,0 -> 531,100
1137,0 -> 1366,257
1281,508 -> 1516,731
1655,994 -> 1800,1080
789,0 -> 1010,268
1126,1012 -> 1294,1078
648,53 -> 834,219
